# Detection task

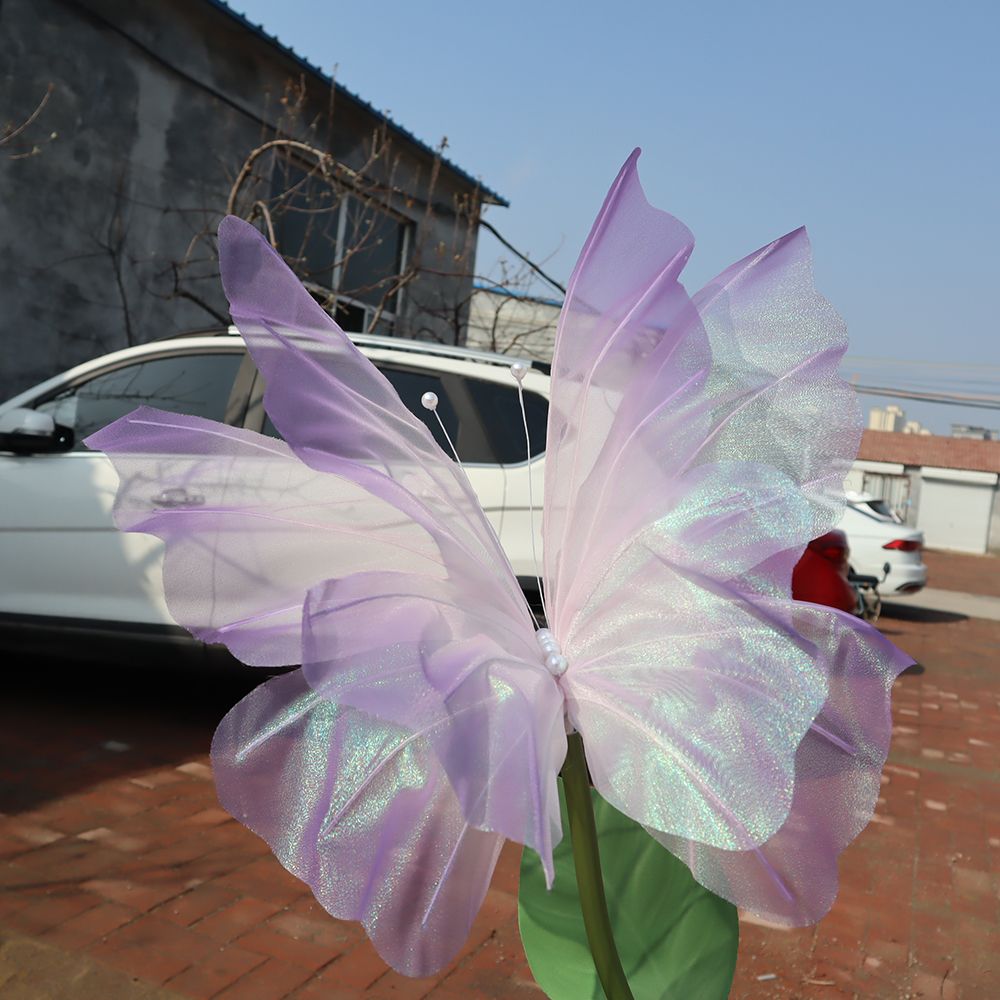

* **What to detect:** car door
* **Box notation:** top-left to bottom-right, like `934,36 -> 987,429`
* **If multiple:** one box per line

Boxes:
0,346 -> 252,626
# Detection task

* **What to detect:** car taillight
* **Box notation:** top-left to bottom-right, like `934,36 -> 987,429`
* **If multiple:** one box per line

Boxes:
883,538 -> 921,552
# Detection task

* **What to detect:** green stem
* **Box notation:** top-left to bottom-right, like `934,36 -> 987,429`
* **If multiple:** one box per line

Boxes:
560,731 -> 634,1000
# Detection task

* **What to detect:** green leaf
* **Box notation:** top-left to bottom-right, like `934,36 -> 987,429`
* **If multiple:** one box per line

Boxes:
518,780 -> 739,1000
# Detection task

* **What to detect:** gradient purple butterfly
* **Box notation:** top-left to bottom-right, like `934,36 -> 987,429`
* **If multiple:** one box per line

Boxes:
87,149 -> 910,976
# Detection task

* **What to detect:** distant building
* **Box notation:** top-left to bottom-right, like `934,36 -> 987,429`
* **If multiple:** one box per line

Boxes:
845,431 -> 1000,554
868,405 -> 906,432
952,424 -> 1000,441
465,285 -> 562,362
902,419 -> 931,436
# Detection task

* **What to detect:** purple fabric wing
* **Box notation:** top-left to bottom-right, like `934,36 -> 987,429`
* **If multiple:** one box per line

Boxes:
212,669 -> 504,975
213,218 -> 565,874
545,152 -> 858,636
561,545 -> 831,854
646,606 -> 912,924
548,150 -> 905,923
86,219 -> 566,971
85,408 -> 478,667
542,149 -> 705,626
217,216 -> 528,622
300,570 -> 566,882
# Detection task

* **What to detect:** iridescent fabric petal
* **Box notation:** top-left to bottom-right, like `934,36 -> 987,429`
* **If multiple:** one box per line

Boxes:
549,150 -> 909,923
561,562 -> 829,853
212,669 -> 504,975
646,606 -> 911,923
542,148 -> 705,623
546,156 -> 859,636
299,570 -> 565,881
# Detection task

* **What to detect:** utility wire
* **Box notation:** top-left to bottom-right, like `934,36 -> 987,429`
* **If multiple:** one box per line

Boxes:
478,218 -> 566,296
851,384 -> 1000,410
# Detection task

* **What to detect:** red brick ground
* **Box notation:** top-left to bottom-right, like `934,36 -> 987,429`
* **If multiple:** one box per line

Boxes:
730,603 -> 1000,999
923,549 -> 1000,598
2,552 -> 998,998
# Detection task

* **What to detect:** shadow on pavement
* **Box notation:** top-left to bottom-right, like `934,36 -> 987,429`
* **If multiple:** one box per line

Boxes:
880,602 -> 968,624
0,648 -> 274,814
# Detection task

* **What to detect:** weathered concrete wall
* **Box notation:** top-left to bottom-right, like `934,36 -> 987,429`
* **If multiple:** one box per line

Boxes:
0,0 -> 482,399
465,287 -> 561,361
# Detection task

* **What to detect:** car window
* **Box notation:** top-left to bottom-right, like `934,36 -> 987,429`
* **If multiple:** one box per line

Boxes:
847,504 -> 890,526
378,367 -> 459,454
257,361 -> 548,466
36,353 -> 243,449
865,499 -> 900,521
260,365 -> 461,458
462,377 -> 548,463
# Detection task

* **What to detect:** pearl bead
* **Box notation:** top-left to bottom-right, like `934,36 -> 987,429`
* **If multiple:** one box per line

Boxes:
510,362 -> 528,383
535,628 -> 568,677
545,653 -> 568,677
420,391 -> 438,411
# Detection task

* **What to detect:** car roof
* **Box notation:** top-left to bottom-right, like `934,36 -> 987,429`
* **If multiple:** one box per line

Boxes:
163,325 -> 549,373
1,328 -> 550,413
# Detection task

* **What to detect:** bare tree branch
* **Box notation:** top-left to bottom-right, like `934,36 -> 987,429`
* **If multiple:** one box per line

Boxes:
1,83 -> 54,148
92,73 -> 562,356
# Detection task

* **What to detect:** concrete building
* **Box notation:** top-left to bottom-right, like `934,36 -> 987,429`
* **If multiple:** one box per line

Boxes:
845,431 -> 1000,554
0,0 -> 504,400
952,424 -> 1000,441
868,404 -> 906,432
465,285 -> 562,362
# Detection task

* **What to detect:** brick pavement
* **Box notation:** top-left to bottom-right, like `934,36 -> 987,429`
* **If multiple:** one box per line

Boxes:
1,552 -> 998,999
922,550 -> 1000,599
730,602 -> 1000,999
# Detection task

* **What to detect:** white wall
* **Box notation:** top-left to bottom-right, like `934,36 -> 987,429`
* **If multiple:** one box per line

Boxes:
466,289 -> 560,362
916,469 -> 999,554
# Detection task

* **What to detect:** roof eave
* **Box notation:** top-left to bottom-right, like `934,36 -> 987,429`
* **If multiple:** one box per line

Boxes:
204,0 -> 509,207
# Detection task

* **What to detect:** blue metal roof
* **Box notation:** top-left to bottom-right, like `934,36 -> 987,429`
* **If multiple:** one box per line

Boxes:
473,282 -> 564,308
204,0 -> 508,207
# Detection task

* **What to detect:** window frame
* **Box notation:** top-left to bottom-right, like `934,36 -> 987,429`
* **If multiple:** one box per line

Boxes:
269,159 -> 414,335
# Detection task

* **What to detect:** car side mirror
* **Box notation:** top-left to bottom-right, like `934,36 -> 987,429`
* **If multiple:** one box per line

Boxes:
0,407 -> 74,455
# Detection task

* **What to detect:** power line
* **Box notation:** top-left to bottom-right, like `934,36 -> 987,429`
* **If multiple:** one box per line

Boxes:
852,384 -> 1000,410
844,355 -> 1000,372
478,219 -> 567,296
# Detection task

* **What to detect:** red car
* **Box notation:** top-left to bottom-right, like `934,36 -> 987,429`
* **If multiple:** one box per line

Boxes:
791,530 -> 857,614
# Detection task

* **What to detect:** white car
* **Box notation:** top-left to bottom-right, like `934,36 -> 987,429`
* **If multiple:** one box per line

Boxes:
836,493 -> 928,595
1,333 -> 925,656
0,330 -> 549,656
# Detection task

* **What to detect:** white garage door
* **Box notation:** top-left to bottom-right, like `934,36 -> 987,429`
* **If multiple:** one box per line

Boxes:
917,469 -> 997,553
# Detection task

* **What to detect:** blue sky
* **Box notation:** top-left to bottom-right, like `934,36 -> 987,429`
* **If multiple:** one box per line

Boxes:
229,0 -> 998,432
